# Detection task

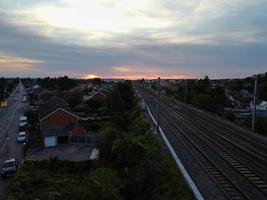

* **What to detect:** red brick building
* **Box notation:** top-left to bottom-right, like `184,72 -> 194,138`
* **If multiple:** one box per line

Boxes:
40,108 -> 79,132
39,96 -> 85,147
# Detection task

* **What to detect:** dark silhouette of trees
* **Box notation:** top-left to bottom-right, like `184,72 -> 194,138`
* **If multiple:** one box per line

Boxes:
41,76 -> 77,90
0,78 -> 6,101
107,81 -> 135,112
68,88 -> 83,108
259,73 -> 267,101
57,76 -> 77,90
89,78 -> 102,85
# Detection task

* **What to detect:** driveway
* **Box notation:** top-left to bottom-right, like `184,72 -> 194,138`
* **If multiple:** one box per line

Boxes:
26,145 -> 93,161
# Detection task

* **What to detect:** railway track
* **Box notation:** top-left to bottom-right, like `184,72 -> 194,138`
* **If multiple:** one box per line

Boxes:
138,85 -> 267,200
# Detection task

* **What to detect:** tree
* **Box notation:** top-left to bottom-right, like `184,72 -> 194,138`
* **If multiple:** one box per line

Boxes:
107,81 -> 135,112
57,76 -> 77,90
41,77 -> 57,89
107,90 -> 126,112
80,168 -> 122,200
259,73 -> 267,101
86,98 -> 106,113
68,88 -> 83,108
0,83 -> 4,101
211,86 -> 228,111
24,109 -> 38,125
111,135 -> 147,168
89,78 -> 102,85
193,94 -> 214,109
40,77 -> 77,90
226,79 -> 245,91
117,81 -> 135,110
196,75 -> 211,94
97,129 -> 123,162
223,111 -> 235,122
0,77 -> 6,100
243,116 -> 267,135
111,114 -> 129,131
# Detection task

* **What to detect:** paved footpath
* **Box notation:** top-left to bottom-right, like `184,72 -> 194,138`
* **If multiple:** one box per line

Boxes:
0,84 -> 27,199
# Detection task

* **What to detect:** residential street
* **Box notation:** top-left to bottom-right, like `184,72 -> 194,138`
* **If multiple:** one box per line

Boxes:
0,83 -> 27,199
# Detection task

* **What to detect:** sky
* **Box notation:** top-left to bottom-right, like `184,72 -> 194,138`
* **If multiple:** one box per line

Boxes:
0,0 -> 267,79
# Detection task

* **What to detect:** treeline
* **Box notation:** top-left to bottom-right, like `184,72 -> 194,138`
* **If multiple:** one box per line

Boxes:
68,80 -> 134,116
165,73 -> 267,111
6,81 -> 193,200
186,76 -> 228,112
37,76 -> 77,90
22,76 -> 103,91
163,76 -> 230,113
0,77 -> 19,100
225,72 -> 267,100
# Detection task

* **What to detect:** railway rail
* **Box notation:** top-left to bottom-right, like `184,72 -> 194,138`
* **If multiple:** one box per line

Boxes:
137,85 -> 267,200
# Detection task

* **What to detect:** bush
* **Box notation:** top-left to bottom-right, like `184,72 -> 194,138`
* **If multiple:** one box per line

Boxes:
80,168 -> 122,200
223,111 -> 236,122
6,159 -> 92,200
111,114 -> 129,131
97,112 -> 193,200
243,116 -> 267,135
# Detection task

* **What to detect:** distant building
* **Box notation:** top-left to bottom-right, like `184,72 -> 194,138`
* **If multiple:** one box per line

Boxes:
33,84 -> 40,94
250,100 -> 267,111
88,91 -> 106,101
103,79 -> 124,83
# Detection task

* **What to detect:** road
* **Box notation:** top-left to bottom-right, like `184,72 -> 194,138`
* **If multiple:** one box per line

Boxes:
137,84 -> 267,200
0,83 -> 27,199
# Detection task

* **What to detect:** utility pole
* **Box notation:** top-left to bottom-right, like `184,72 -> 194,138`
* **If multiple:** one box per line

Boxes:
157,77 -> 160,133
252,77 -> 258,132
184,79 -> 187,103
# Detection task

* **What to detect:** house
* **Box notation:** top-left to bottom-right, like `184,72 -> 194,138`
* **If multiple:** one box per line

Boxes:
32,84 -> 40,95
250,100 -> 267,111
259,101 -> 267,110
88,91 -> 106,101
39,96 -> 85,147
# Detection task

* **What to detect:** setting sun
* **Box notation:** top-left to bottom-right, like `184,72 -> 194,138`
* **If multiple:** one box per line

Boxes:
82,74 -> 99,79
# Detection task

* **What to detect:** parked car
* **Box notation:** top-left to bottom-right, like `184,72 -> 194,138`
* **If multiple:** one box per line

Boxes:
17,132 -> 27,142
1,158 -> 18,178
19,116 -> 27,126
19,123 -> 26,132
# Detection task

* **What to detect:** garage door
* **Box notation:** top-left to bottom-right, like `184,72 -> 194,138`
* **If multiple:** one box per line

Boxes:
44,136 -> 57,147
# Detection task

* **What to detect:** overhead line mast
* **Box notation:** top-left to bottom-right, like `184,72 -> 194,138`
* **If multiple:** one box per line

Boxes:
157,77 -> 160,133
251,77 -> 258,132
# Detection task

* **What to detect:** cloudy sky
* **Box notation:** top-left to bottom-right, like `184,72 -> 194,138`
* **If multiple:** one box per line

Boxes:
0,0 -> 267,79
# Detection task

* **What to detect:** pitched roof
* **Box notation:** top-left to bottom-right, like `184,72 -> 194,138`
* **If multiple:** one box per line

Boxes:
88,91 -> 106,99
39,96 -> 70,120
259,101 -> 267,106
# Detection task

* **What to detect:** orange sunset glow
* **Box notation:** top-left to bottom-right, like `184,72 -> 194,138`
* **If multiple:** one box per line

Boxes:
103,74 -> 189,80
82,74 -> 99,79
81,73 -> 189,80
